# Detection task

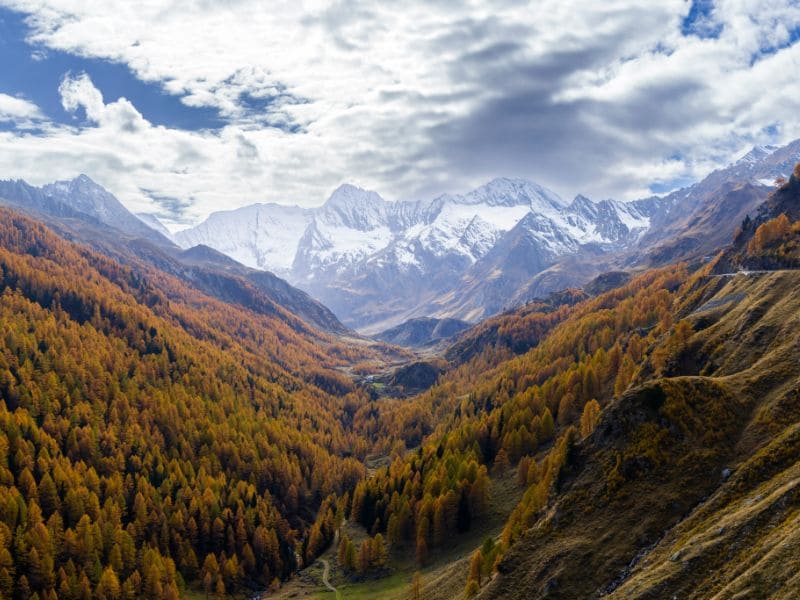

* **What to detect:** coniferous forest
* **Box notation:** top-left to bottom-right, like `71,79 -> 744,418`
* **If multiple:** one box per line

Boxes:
1,3 -> 800,597
0,168 -> 800,598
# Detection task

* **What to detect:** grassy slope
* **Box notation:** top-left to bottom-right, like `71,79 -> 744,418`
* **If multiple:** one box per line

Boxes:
607,270 -> 800,599
481,270 -> 800,599
264,268 -> 800,600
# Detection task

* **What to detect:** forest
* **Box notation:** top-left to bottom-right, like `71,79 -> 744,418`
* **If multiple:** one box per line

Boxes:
0,208 -> 383,599
1,170 -> 800,599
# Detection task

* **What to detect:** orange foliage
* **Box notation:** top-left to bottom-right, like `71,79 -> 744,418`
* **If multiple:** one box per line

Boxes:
0,208 -> 373,598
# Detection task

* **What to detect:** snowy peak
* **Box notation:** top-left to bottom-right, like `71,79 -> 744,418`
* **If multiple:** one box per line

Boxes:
175,174 -> 660,330
0,174 -> 171,245
42,175 -> 173,244
323,183 -> 385,209
319,184 -> 388,230
462,177 -> 567,210
737,145 -> 779,165
174,202 -> 312,276
569,194 -> 597,217
43,174 -> 124,216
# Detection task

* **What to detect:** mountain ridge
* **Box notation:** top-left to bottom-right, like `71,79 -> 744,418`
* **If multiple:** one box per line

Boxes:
175,174 -> 657,331
0,174 -> 350,335
173,140 -> 800,332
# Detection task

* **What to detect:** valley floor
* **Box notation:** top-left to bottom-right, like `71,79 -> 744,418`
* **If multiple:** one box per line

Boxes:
265,469 -> 523,600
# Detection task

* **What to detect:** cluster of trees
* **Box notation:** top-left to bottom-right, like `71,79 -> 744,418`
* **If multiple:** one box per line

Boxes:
347,447 -> 490,566
444,299 -> 576,363
747,213 -> 793,253
0,209 -> 383,598
466,537 -> 501,597
743,212 -> 800,268
336,533 -> 387,575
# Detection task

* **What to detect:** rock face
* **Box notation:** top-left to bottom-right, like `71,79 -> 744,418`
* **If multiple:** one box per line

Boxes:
583,271 -> 632,296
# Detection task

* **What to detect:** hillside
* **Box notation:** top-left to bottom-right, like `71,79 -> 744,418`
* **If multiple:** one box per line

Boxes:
0,206 -> 394,599
373,317 -> 470,349
482,264 -> 800,598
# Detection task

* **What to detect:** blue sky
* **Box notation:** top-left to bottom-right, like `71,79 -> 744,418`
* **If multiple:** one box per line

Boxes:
0,0 -> 799,228
0,7 -> 223,131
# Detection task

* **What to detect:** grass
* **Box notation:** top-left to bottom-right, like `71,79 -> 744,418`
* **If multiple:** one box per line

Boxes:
334,572 -> 409,599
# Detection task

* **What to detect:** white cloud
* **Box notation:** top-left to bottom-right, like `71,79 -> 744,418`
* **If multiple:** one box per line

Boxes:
0,0 -> 799,225
0,92 -> 43,123
59,71 -> 104,122
59,72 -> 148,132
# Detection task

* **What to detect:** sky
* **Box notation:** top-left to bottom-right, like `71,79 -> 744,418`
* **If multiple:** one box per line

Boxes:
0,0 -> 799,229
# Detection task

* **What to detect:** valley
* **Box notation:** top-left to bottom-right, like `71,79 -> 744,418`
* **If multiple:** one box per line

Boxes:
0,135 -> 799,600
0,151 -> 800,600
0,161 -> 800,600
2,2 -> 800,599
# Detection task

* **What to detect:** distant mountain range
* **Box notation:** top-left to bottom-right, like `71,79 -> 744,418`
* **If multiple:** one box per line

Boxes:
174,177 -> 657,333
0,176 -> 348,335
3,140 -> 799,337
173,139 -> 800,332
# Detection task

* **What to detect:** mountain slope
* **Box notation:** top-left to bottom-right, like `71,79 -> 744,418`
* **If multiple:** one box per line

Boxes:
631,139 -> 800,267
0,175 -> 173,245
484,261 -> 800,598
0,175 -> 349,334
136,212 -> 175,240
373,317 -> 471,348
0,206 -> 386,599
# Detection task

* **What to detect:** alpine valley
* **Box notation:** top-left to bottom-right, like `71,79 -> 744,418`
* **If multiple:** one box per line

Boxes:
3,2 -> 800,599
0,134 -> 799,600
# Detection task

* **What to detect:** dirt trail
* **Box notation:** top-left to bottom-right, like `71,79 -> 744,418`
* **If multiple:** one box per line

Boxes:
319,559 -> 340,598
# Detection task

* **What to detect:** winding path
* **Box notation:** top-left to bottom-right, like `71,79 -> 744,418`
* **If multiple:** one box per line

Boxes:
319,559 -> 341,598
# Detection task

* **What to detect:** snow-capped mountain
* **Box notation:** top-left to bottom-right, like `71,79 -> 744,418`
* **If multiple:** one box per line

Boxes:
175,177 -> 655,331
170,138 -> 800,331
175,203 -> 312,278
0,174 -> 172,245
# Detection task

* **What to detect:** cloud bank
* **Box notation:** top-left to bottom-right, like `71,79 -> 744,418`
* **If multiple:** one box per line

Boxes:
0,0 -> 798,227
